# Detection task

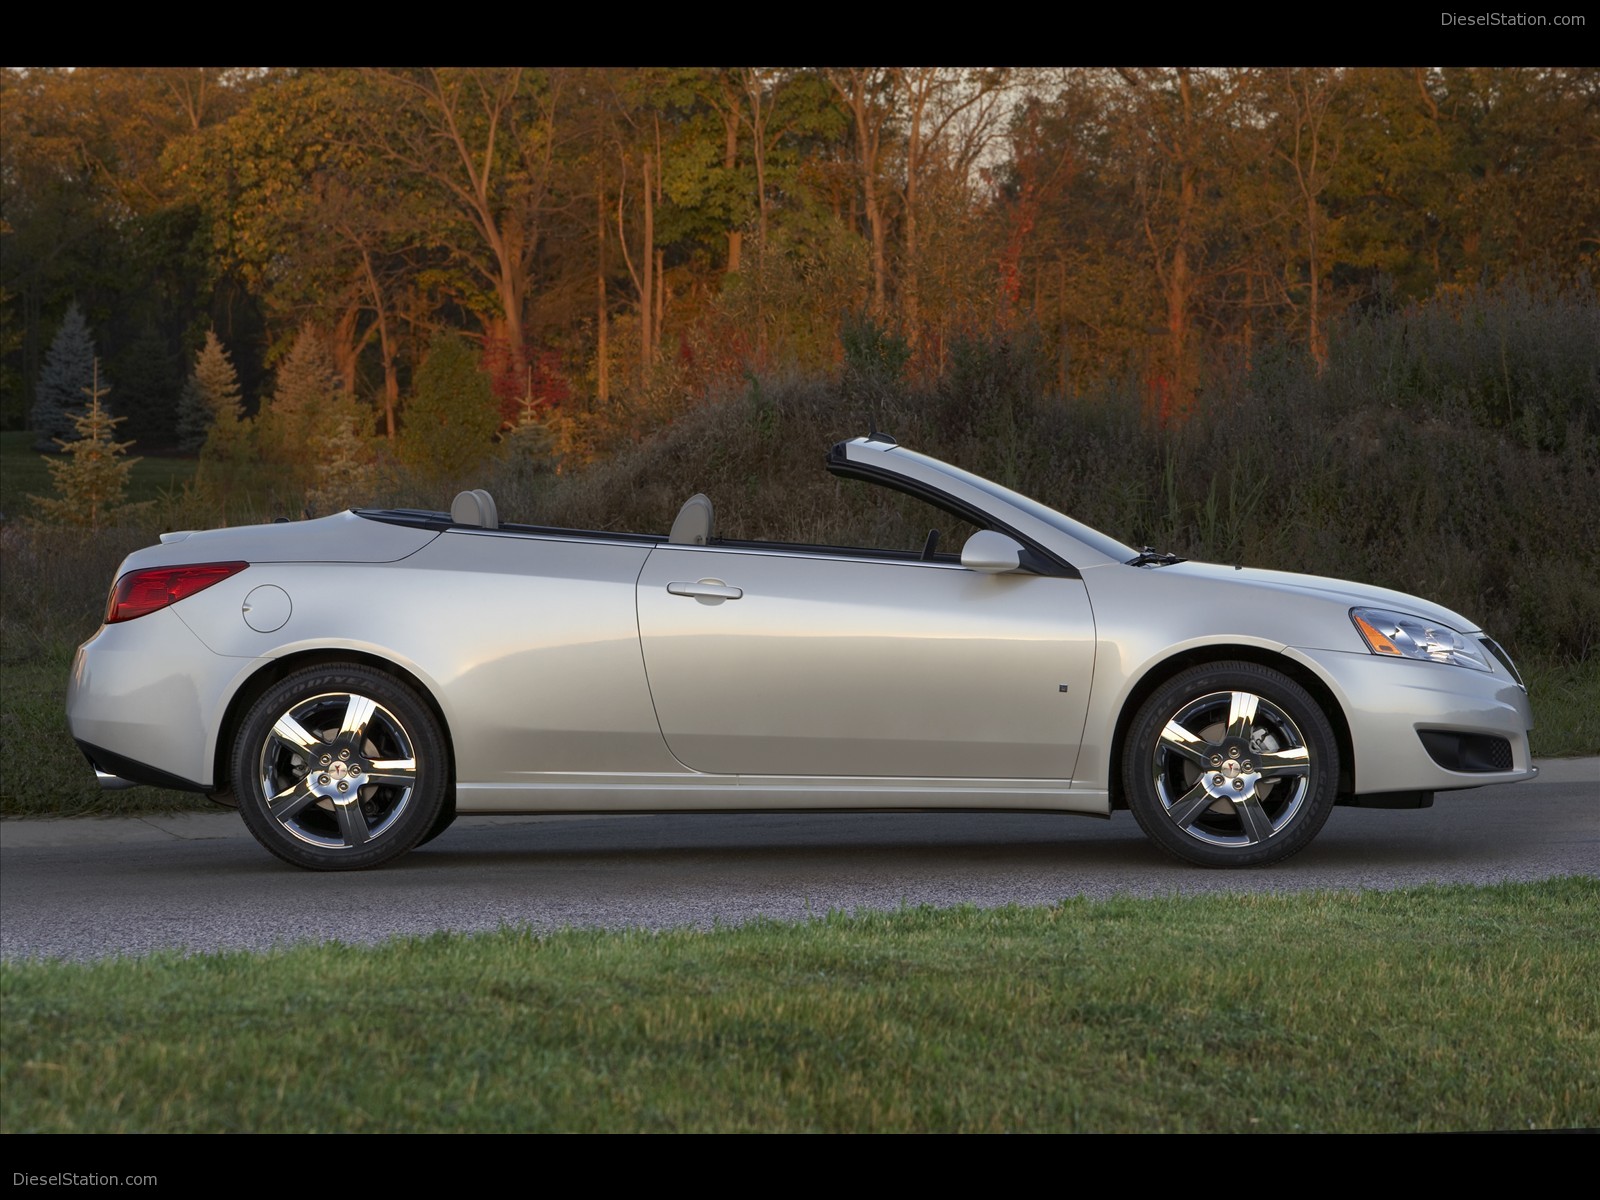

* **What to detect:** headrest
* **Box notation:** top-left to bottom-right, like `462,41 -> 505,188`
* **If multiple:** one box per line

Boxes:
450,489 -> 499,529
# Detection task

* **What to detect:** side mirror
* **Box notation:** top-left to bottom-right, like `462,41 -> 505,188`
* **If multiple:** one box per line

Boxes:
961,530 -> 1025,574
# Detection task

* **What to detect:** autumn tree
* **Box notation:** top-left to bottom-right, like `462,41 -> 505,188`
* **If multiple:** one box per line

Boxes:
827,68 -> 897,319
358,68 -> 570,383
2,68 -> 264,437
893,68 -> 1013,345
1268,68 -> 1342,369
668,68 -> 846,369
8,63 -> 1593,455
167,71 -> 413,435
607,69 -> 669,384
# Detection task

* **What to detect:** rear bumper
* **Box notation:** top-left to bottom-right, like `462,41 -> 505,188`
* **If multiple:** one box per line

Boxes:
67,611 -> 257,791
76,739 -> 209,792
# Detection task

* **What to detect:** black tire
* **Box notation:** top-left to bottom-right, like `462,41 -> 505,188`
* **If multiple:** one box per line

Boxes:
233,664 -> 448,871
415,792 -> 457,847
1123,661 -> 1338,868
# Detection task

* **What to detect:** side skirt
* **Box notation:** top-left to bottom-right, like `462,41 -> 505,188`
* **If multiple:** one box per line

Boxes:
455,773 -> 1111,816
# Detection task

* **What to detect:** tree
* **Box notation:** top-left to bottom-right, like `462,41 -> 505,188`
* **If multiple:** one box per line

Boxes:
1272,68 -> 1342,370
177,330 -> 244,450
827,68 -> 896,319
609,70 -> 668,384
111,324 -> 180,448
28,359 -> 142,529
305,390 -> 381,515
1111,67 -> 1260,418
255,322 -> 342,491
893,67 -> 1012,344
167,71 -> 418,441
400,330 -> 499,484
2,69 -> 265,436
359,69 -> 570,381
30,302 -> 98,450
196,376 -> 255,499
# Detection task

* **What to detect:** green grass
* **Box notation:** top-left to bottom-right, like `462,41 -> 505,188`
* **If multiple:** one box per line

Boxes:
0,646 -> 213,817
1522,658 -> 1600,757
3,881 -> 1596,1133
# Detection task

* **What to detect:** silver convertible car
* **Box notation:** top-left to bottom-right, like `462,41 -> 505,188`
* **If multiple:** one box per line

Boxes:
68,434 -> 1537,870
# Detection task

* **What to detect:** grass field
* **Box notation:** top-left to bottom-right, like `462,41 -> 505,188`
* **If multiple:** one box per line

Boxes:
3,880 -> 1595,1133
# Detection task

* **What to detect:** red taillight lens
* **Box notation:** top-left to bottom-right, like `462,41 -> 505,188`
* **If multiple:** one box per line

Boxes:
106,562 -> 249,624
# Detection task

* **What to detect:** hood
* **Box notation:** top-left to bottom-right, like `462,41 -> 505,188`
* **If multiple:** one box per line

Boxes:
1162,560 -> 1481,633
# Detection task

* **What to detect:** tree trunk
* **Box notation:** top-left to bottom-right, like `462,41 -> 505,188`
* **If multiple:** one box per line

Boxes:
597,179 -> 609,404
641,150 -> 654,380
831,69 -> 890,319
332,300 -> 362,397
723,106 -> 742,273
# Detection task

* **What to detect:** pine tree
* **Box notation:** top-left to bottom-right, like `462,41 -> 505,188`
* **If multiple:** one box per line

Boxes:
196,393 -> 256,499
28,360 -> 143,530
30,302 -> 99,451
400,331 -> 501,484
305,393 -> 381,515
176,331 -> 243,452
113,326 -> 180,448
501,392 -> 558,484
255,322 -> 340,492
256,326 -> 337,464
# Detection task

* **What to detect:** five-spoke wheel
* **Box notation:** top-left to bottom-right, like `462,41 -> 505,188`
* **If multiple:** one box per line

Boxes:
233,665 -> 447,870
1124,662 -> 1338,867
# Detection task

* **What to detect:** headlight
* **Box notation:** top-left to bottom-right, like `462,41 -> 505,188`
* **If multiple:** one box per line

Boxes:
1350,608 -> 1492,672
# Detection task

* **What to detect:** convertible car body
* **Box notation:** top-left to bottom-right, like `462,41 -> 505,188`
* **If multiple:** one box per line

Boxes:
68,434 -> 1537,869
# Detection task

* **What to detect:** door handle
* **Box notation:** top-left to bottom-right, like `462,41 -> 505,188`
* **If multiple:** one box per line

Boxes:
667,580 -> 744,601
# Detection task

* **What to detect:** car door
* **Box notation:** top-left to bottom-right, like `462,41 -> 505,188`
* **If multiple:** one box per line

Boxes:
635,543 -> 1096,780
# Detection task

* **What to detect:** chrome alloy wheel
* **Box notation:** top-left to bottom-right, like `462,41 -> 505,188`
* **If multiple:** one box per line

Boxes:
1124,662 -> 1338,867
234,664 -> 447,870
1150,689 -> 1312,848
257,690 -> 419,850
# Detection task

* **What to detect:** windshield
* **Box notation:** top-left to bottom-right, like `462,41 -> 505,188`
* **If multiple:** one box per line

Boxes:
887,447 -> 1140,563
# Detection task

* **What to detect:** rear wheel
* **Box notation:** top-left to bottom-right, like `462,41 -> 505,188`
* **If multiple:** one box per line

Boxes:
1124,662 -> 1338,867
233,664 -> 447,871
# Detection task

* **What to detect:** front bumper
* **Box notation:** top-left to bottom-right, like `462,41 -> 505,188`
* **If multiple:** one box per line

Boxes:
1287,645 -> 1537,795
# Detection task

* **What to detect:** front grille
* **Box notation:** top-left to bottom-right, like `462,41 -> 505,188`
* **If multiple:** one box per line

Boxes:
1418,730 -> 1515,772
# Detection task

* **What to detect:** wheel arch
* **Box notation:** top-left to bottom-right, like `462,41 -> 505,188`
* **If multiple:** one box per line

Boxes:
1107,644 -> 1354,810
211,649 -> 455,800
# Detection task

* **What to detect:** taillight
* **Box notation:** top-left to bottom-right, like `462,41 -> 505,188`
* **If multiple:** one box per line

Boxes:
106,562 -> 249,624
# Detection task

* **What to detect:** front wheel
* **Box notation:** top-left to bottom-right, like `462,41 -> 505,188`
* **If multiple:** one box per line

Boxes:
233,664 -> 448,870
1123,662 -> 1339,867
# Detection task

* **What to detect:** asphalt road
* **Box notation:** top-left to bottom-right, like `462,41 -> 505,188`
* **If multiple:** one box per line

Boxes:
3,761 -> 1594,961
